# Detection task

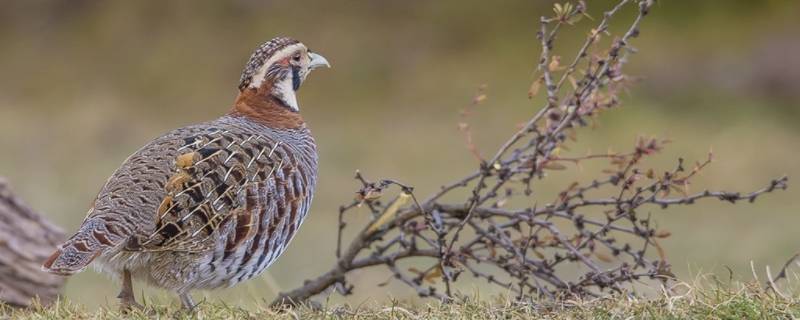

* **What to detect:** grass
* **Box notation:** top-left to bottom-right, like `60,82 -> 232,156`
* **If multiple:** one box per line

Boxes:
5,280 -> 799,319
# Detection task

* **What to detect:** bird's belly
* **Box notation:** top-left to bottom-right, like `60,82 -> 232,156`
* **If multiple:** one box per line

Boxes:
93,249 -> 154,283
195,197 -> 312,289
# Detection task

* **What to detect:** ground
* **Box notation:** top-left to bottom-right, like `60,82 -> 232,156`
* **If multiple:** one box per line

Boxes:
5,280 -> 799,320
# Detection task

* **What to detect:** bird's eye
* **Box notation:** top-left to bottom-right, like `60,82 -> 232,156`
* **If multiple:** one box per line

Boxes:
292,53 -> 302,62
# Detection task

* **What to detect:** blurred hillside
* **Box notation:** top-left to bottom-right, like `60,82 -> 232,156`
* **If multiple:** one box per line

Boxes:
0,0 -> 797,309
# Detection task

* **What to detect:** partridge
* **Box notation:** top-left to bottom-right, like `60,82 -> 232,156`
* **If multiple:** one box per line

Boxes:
42,37 -> 329,310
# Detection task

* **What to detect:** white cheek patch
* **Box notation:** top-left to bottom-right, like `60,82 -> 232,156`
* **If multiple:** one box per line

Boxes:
273,76 -> 299,111
249,43 -> 306,89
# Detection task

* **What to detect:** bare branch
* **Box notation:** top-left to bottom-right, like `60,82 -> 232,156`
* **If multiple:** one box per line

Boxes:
271,0 -> 788,307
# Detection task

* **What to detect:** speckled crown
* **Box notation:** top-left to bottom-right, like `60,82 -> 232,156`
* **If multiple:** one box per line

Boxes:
238,37 -> 300,90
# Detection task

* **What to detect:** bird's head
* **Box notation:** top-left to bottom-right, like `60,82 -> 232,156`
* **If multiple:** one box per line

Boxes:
237,37 -> 330,112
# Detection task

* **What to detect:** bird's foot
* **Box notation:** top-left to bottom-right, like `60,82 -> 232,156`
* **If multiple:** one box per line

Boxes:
179,292 -> 201,312
118,297 -> 145,313
117,269 -> 146,313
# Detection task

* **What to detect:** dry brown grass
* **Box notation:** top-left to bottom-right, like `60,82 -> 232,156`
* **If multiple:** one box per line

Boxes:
5,277 -> 800,320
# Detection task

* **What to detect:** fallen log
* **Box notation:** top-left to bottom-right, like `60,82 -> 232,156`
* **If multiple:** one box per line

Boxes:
0,178 -> 66,307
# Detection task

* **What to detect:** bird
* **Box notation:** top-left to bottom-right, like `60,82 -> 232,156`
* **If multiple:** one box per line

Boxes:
41,37 -> 329,310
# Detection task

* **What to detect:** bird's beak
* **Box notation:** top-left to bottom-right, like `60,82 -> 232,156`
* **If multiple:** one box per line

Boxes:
308,52 -> 331,70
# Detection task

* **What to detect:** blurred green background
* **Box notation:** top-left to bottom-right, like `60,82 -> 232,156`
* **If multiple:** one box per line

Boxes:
0,0 -> 797,309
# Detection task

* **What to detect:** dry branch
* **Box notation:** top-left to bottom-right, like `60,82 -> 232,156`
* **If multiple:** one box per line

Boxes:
272,0 -> 788,307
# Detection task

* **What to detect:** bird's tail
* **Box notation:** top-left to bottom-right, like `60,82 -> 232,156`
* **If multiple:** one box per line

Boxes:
42,218 -> 123,275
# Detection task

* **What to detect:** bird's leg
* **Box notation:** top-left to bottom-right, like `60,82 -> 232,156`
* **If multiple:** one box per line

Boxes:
117,269 -> 143,312
179,292 -> 197,310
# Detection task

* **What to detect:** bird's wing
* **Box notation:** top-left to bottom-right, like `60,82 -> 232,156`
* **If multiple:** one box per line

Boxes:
125,128 -> 289,253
